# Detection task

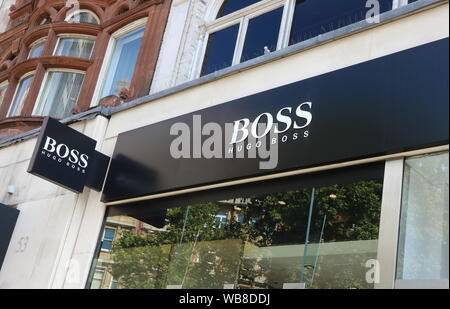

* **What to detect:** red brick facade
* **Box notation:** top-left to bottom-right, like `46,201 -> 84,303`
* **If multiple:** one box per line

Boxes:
0,0 -> 171,138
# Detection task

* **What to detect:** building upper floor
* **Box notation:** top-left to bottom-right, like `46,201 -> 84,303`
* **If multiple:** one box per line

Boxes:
0,0 -> 447,140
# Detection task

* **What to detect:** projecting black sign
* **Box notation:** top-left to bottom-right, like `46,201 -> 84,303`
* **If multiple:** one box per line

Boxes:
0,204 -> 19,272
28,117 -> 110,193
102,38 -> 449,203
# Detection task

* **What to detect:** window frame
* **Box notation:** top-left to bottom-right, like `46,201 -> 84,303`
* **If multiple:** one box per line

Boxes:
6,71 -> 35,117
32,68 -> 86,118
52,34 -> 96,60
65,9 -> 100,25
101,227 -> 117,252
28,37 -> 47,59
196,0 -> 406,78
90,18 -> 148,107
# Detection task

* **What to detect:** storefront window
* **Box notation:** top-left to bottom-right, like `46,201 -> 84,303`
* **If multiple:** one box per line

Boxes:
54,37 -> 95,60
7,74 -> 34,117
89,171 -> 384,289
33,70 -> 85,119
100,27 -> 145,97
397,152 -> 449,284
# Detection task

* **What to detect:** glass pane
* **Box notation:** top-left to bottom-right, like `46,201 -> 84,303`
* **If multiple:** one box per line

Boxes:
397,152 -> 449,281
104,228 -> 116,240
101,28 -> 145,97
289,0 -> 392,45
201,24 -> 239,76
89,168 -> 384,289
35,71 -> 85,119
217,0 -> 262,18
240,7 -> 283,63
102,240 -> 113,251
8,75 -> 34,117
68,12 -> 99,24
28,41 -> 45,59
55,38 -> 95,59
0,86 -> 7,107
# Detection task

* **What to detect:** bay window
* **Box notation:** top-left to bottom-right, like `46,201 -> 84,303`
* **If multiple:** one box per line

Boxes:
33,70 -> 85,119
0,81 -> 7,108
65,10 -> 100,25
7,73 -> 34,117
396,151 -> 449,288
28,38 -> 46,59
54,35 -> 95,60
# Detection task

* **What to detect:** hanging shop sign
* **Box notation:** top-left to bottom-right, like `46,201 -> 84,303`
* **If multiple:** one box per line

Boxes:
102,38 -> 449,202
0,203 -> 19,272
28,117 -> 110,193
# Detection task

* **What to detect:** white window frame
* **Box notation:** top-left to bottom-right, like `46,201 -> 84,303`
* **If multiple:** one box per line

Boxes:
28,37 -> 47,59
65,9 -> 100,25
32,68 -> 86,117
90,18 -> 148,107
6,71 -> 35,117
196,0 -> 400,78
53,34 -> 96,59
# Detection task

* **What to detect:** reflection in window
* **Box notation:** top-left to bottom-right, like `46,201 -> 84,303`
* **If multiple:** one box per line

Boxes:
91,269 -> 105,289
7,75 -> 34,117
67,12 -> 99,24
397,152 -> 449,282
217,0 -> 262,18
54,37 -> 95,59
101,28 -> 144,97
89,176 -> 384,289
240,8 -> 283,62
34,71 -> 85,119
201,24 -> 239,76
0,84 -> 7,108
101,228 -> 116,251
28,40 -> 46,59
289,0 -> 392,45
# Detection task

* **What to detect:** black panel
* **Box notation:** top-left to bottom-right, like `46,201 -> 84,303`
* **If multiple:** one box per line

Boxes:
108,162 -> 385,218
85,151 -> 111,192
0,204 -> 19,272
103,39 -> 449,203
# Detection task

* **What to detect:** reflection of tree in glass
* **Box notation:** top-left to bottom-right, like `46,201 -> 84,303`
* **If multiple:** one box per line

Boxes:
109,180 -> 382,289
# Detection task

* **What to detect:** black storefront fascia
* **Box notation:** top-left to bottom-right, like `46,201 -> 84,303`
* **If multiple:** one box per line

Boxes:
102,38 -> 449,203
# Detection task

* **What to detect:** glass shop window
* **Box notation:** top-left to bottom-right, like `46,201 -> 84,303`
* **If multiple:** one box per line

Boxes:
88,164 -> 385,289
397,151 -> 449,287
100,27 -> 145,98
